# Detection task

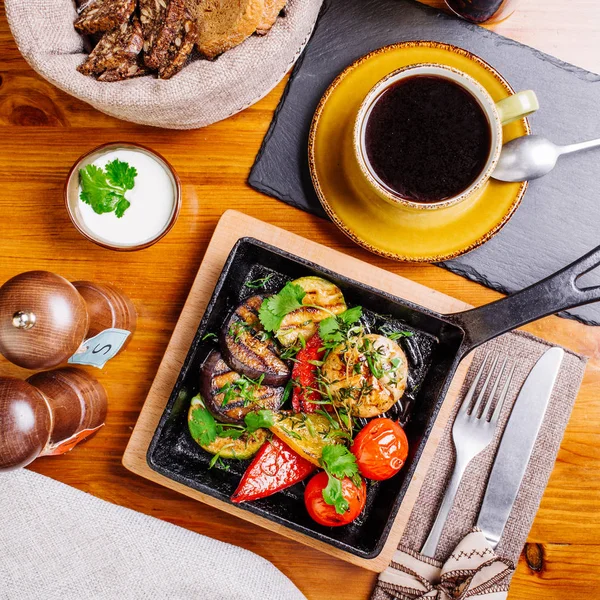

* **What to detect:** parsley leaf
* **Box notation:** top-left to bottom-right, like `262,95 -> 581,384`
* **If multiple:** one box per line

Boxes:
321,444 -> 359,481
319,306 -> 363,346
339,306 -> 363,325
114,197 -> 131,218
319,315 -> 343,345
244,409 -> 276,433
79,165 -> 121,214
104,159 -> 137,190
188,399 -> 217,447
79,159 -> 137,219
259,282 -> 306,332
322,474 -> 349,515
320,445 -> 362,513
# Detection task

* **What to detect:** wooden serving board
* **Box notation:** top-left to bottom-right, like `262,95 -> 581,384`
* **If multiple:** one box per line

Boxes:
122,210 -> 474,572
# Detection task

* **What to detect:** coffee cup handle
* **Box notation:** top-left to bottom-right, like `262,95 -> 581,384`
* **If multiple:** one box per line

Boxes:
495,90 -> 539,125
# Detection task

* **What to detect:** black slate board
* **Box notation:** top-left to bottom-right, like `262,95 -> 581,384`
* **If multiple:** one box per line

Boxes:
249,0 -> 600,325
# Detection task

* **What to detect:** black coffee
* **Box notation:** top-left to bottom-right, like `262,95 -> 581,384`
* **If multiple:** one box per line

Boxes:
364,75 -> 491,203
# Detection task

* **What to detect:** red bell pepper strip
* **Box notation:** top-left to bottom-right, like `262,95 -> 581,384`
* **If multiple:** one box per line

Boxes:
231,437 -> 316,503
291,333 -> 326,413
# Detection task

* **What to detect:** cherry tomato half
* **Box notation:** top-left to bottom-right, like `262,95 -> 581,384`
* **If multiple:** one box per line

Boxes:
304,472 -> 366,527
351,418 -> 409,481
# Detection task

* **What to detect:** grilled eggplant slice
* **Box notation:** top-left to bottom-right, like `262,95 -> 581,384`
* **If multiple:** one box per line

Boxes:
321,334 -> 408,418
200,350 -> 285,425
221,295 -> 290,386
188,395 -> 268,459
276,276 -> 347,347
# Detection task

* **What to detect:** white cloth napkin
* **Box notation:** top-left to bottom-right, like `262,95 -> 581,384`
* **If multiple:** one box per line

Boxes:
0,469 -> 306,600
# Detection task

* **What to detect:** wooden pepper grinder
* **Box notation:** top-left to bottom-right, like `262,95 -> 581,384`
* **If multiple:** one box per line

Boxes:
0,367 -> 108,471
0,271 -> 136,370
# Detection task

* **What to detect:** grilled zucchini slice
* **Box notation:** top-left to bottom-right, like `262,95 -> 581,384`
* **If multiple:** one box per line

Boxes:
188,396 -> 269,459
276,276 -> 347,347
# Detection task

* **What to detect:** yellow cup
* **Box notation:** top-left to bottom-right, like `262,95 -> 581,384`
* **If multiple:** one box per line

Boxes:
354,63 -> 538,211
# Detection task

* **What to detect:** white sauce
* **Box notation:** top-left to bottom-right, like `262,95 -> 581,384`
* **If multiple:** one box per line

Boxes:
78,149 -> 176,247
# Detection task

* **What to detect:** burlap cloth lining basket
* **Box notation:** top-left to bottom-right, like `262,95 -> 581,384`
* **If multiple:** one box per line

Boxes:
5,0 -> 323,129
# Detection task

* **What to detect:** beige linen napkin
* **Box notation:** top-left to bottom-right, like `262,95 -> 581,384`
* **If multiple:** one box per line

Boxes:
0,469 -> 306,600
373,331 -> 587,600
5,0 -> 324,129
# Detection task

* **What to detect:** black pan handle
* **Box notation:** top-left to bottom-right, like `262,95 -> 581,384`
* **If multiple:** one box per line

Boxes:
448,245 -> 600,357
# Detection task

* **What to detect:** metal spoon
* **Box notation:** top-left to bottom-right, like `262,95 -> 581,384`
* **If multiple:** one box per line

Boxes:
492,134 -> 600,182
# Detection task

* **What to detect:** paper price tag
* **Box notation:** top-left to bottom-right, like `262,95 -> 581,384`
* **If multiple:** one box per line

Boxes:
68,328 -> 131,369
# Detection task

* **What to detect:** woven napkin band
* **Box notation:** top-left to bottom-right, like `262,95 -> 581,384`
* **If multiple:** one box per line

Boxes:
372,330 -> 587,600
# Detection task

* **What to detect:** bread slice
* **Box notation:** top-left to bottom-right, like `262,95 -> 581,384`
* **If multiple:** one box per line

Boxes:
158,7 -> 198,79
77,18 -> 143,76
256,0 -> 286,35
144,0 -> 186,69
138,0 -> 170,55
192,0 -> 265,60
98,56 -> 151,81
74,0 -> 136,35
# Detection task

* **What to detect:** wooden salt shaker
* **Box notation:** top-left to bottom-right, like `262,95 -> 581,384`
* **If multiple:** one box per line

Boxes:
0,271 -> 136,370
0,367 -> 107,471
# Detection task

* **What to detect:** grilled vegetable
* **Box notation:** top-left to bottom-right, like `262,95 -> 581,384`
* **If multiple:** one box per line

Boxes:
231,437 -> 316,503
187,395 -> 269,460
351,418 -> 409,480
304,472 -> 366,526
276,276 -> 347,347
321,333 -> 408,418
221,295 -> 290,386
200,350 -> 285,425
291,333 -> 326,413
269,412 -> 342,466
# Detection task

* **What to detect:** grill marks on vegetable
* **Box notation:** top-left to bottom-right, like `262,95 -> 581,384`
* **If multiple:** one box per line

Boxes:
221,295 -> 290,386
275,277 -> 347,347
200,350 -> 284,425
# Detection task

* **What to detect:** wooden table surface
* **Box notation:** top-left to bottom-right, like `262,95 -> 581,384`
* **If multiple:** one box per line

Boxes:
1,1 -> 599,598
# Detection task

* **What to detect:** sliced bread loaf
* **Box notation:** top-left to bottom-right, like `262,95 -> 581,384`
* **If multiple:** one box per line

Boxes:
74,0 -> 135,35
77,18 -> 143,76
192,0 -> 265,60
158,7 -> 198,79
144,0 -> 186,69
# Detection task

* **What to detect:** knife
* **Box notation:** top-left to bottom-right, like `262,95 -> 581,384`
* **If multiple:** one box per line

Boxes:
476,346 -> 564,548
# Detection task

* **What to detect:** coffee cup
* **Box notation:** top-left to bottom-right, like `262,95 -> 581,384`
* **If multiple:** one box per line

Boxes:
353,63 -> 538,210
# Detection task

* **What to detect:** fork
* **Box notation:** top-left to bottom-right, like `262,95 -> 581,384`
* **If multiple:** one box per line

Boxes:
420,353 -> 515,558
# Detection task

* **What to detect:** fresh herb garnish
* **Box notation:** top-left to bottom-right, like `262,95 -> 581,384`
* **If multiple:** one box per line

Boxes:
201,332 -> 218,341
209,447 -> 234,470
319,306 -> 363,347
218,374 -> 265,407
244,409 -> 276,433
281,379 -> 294,406
320,445 -> 361,514
245,274 -> 274,289
259,282 -> 307,332
188,400 -> 217,446
382,328 -> 414,340
79,159 -> 137,218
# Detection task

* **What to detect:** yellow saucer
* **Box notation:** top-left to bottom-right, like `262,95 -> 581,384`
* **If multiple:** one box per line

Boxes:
308,41 -> 530,262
